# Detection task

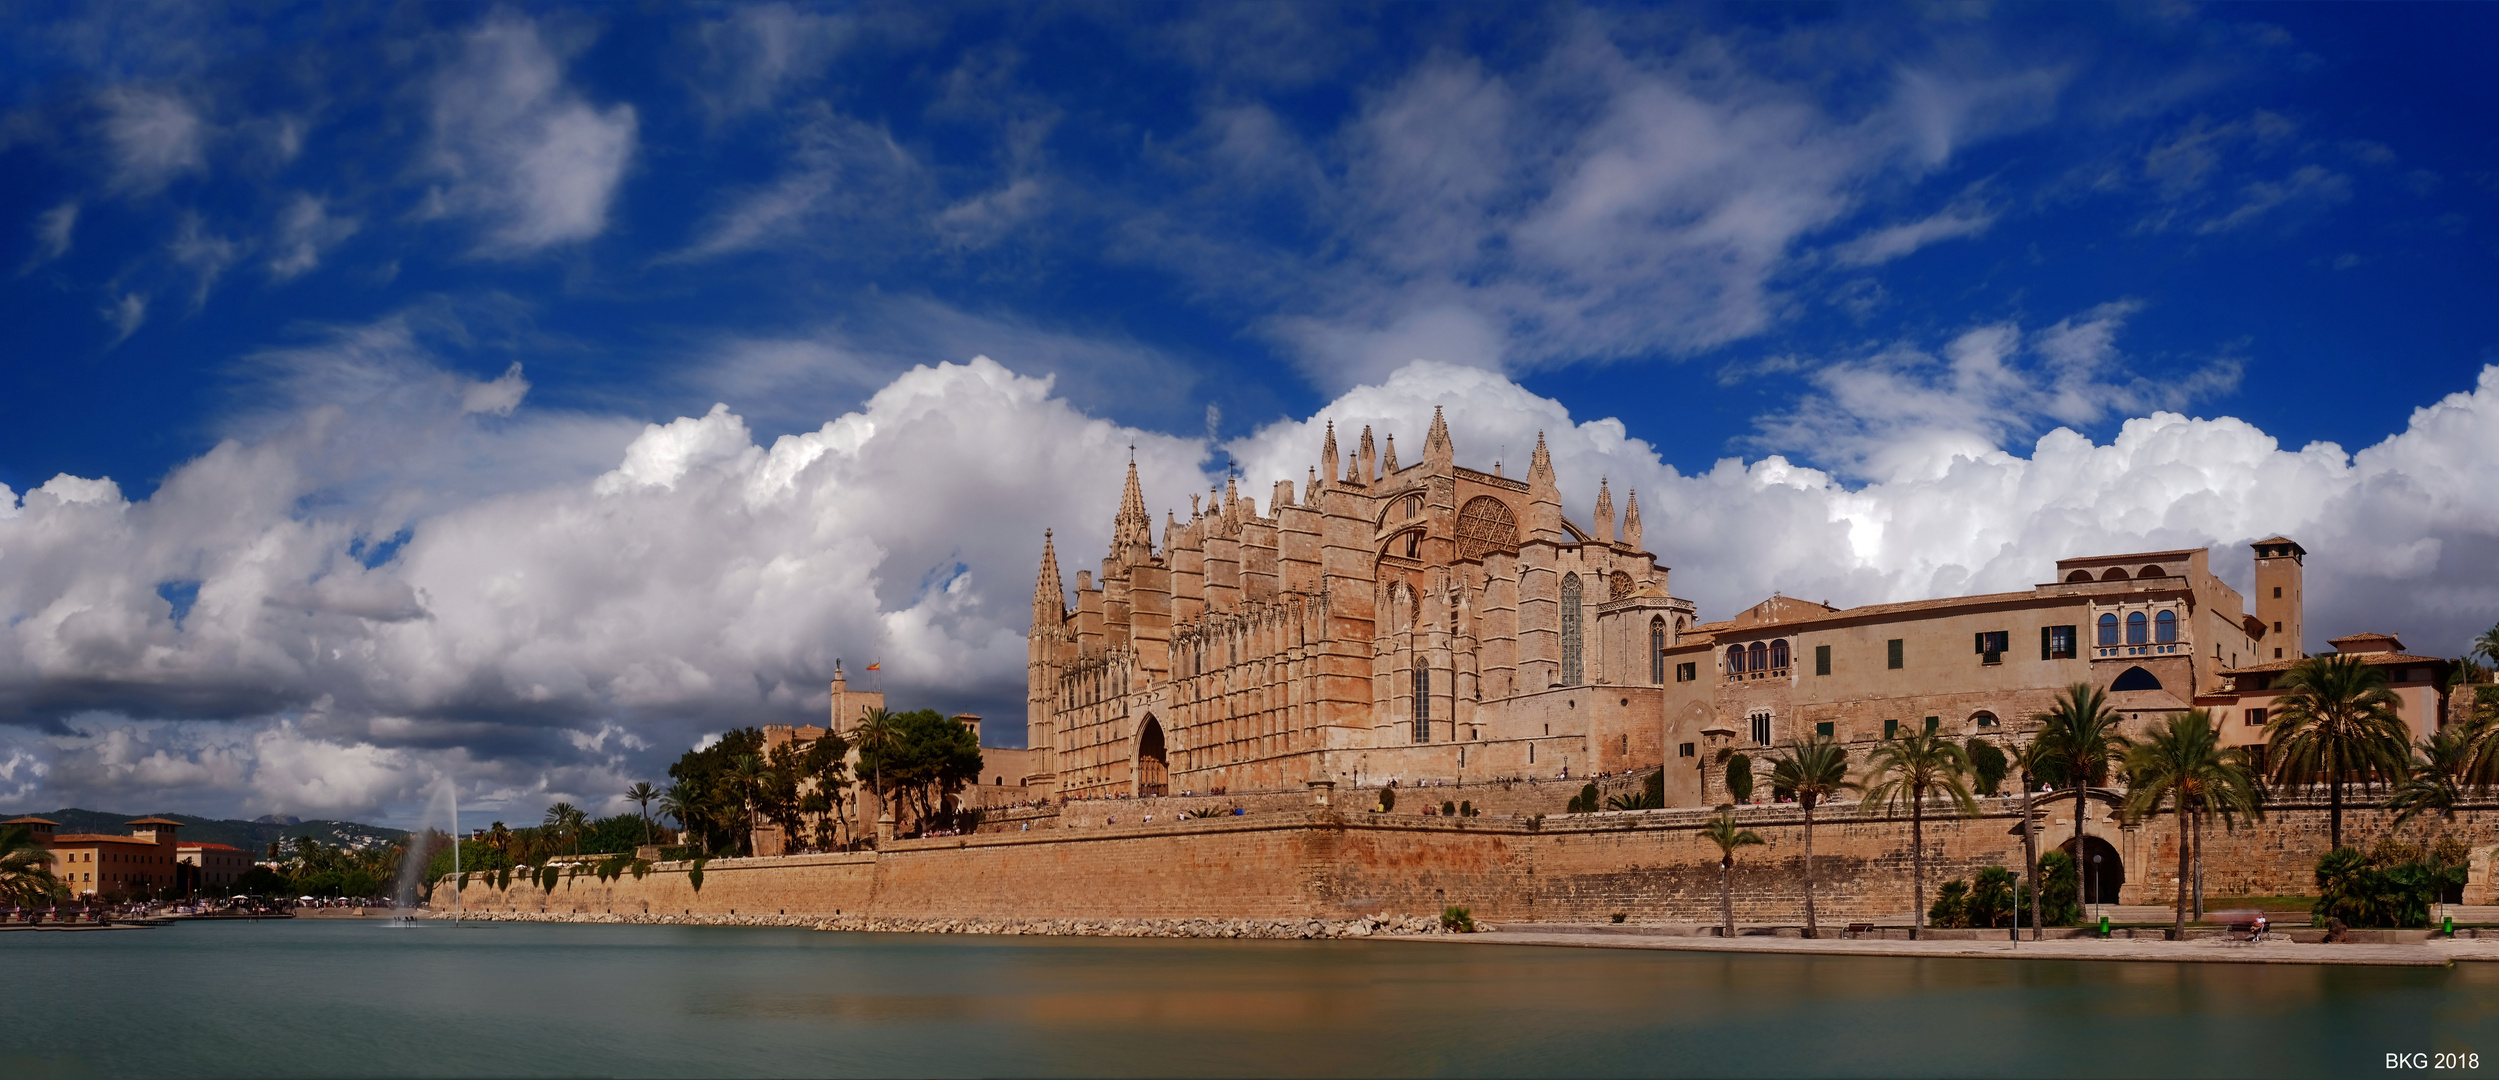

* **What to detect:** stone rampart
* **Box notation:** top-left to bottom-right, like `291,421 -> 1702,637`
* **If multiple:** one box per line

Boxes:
439,801 -> 2499,926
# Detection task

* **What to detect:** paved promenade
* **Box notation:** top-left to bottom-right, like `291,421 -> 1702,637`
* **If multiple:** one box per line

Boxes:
1420,925 -> 2499,966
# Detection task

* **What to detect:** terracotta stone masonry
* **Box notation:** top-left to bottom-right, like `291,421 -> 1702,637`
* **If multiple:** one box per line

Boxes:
442,802 -> 2499,926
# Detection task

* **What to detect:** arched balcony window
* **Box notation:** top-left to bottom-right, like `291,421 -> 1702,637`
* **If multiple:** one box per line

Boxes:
2155,610 -> 2178,644
2098,613 -> 2120,646
1747,641 -> 1767,673
1726,644 -> 1746,674
1769,640 -> 1790,670
2126,611 -> 2149,645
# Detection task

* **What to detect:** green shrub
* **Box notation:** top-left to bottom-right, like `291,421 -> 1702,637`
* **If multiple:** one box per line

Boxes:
1725,754 -> 1754,804
1378,787 -> 1397,813
1440,905 -> 1475,932
1443,800 -> 1457,816
1928,879 -> 1972,929
2036,852 -> 2082,926
1459,801 -> 1474,817
2314,842 -> 2468,928
628,859 -> 651,881
495,865 -> 513,892
1967,865 -> 2019,928
688,856 -> 710,894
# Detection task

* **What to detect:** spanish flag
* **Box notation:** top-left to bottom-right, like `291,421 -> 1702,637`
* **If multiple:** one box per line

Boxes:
865,661 -> 881,672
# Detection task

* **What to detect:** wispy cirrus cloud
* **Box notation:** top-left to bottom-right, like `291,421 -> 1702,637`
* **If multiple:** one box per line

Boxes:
422,11 -> 637,254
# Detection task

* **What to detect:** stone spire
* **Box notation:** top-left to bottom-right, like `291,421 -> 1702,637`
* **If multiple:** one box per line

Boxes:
1382,434 -> 1400,475
1594,478 -> 1615,545
1424,406 -> 1453,467
1357,426 -> 1377,485
1320,421 -> 1338,486
1526,431 -> 1564,543
1623,488 -> 1643,551
1112,458 -> 1153,566
1222,474 -> 1241,527
1033,530 -> 1065,627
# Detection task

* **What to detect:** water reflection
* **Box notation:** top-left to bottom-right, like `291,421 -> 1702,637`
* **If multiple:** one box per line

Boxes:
8,921 -> 2489,1078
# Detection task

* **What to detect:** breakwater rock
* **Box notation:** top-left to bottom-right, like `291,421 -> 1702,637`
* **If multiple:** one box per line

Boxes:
418,909 -> 1473,938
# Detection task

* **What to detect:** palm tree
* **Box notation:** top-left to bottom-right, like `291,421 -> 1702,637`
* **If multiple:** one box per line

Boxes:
1768,736 -> 1852,939
626,782 -> 660,847
729,754 -> 771,855
1700,811 -> 1765,939
486,821 -> 512,869
658,784 -> 699,852
0,825 -> 67,906
1857,731 -> 1978,940
2473,620 -> 2499,670
2032,683 -> 2132,882
2007,736 -> 2051,940
543,802 -> 585,859
2263,655 -> 2411,849
2388,723 -> 2480,828
2123,710 -> 2265,934
852,707 -> 902,837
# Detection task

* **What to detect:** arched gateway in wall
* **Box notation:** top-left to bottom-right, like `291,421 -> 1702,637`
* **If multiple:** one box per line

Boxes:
1136,717 -> 1169,797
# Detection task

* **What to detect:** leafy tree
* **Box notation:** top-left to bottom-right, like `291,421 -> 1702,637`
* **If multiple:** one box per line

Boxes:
1964,738 -> 2008,797
2313,840 -> 2468,929
858,709 -> 982,836
666,727 -> 766,854
2032,683 -> 2131,881
1857,731 -> 1977,940
0,824 -> 66,905
767,732 -> 852,852
1769,735 -> 1852,939
1724,752 -> 1754,804
1567,783 -> 1598,813
542,802 -> 587,859
1700,810 -> 1765,939
2263,656 -> 2410,849
2123,710 -> 2265,933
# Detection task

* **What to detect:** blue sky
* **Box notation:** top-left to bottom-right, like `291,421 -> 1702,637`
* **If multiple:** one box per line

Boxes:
2,3 -> 2495,826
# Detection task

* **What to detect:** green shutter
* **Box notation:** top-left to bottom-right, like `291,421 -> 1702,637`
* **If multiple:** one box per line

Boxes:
1816,721 -> 1834,738
1887,639 -> 1903,669
1814,644 -> 1831,676
1975,632 -> 1986,655
1884,718 -> 1898,739
2041,626 -> 2053,661
1925,716 -> 1939,732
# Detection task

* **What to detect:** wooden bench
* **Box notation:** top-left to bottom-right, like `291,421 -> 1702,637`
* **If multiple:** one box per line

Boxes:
1843,922 -> 1875,939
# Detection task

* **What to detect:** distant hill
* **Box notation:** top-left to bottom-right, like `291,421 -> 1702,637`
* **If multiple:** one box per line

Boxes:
2,808 -> 408,855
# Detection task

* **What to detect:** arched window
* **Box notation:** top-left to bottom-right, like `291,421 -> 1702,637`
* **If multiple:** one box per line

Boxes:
1404,495 -> 1421,520
1412,664 -> 1431,743
1726,644 -> 1745,674
1649,617 -> 1667,685
1404,531 -> 1420,559
2126,611 -> 2149,645
1559,574 -> 1584,686
2139,565 -> 2166,579
1769,639 -> 1790,670
2065,570 -> 2093,583
2101,567 -> 2130,582
2155,610 -> 2178,643
1747,641 -> 1767,673
2097,613 -> 2120,646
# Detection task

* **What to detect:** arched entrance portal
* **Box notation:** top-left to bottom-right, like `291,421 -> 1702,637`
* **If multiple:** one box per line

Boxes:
1136,717 -> 1169,797
2061,835 -> 2125,905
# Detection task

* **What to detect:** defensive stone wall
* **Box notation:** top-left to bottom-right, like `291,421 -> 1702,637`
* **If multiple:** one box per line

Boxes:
440,802 -> 2499,925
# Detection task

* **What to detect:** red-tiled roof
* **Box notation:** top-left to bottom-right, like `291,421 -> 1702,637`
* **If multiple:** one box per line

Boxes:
178,842 -> 247,852
4,816 -> 59,826
49,834 -> 168,846
2223,652 -> 2448,675
124,816 -> 186,826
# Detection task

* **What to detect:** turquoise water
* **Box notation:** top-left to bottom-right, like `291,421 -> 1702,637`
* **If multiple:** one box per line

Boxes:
7,919 -> 2494,1078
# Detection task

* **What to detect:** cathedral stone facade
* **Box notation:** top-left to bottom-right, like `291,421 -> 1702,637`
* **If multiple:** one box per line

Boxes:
1026,411 -> 1693,801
